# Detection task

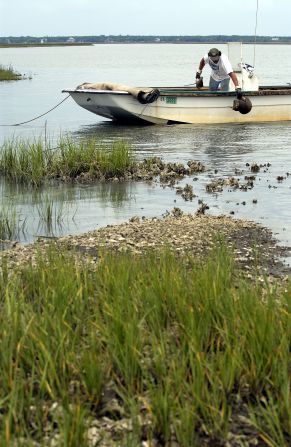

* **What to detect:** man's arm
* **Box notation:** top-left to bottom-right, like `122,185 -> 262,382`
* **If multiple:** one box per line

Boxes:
229,71 -> 239,88
196,58 -> 205,78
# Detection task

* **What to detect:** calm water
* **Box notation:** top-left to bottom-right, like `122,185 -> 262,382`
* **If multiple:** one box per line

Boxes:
0,43 -> 291,254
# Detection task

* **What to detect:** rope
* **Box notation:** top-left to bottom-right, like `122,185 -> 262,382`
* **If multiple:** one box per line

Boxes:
253,0 -> 259,67
0,95 -> 70,127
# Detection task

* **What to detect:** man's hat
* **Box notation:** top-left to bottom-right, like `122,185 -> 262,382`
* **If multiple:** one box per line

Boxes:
208,48 -> 221,57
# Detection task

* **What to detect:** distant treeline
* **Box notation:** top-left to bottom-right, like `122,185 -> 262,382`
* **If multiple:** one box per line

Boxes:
1,35 -> 291,45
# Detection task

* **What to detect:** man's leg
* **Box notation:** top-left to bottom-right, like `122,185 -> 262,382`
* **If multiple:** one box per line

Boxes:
220,78 -> 230,91
209,76 -> 220,91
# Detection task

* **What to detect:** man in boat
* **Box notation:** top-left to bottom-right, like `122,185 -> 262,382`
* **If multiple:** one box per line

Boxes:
196,48 -> 240,93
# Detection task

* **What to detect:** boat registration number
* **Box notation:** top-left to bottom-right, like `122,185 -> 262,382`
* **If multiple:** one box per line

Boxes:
165,96 -> 177,104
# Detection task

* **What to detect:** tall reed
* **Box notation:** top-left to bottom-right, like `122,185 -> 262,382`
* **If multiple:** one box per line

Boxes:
0,244 -> 290,445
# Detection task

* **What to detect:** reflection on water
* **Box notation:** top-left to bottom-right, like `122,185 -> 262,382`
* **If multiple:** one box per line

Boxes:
75,120 -> 290,169
0,178 -> 139,243
98,182 -> 135,206
1,179 -> 134,207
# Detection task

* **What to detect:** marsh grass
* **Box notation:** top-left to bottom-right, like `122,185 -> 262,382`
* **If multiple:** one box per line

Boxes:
0,64 -> 22,81
0,135 -> 135,187
0,244 -> 290,445
0,137 -> 48,186
0,204 -> 26,241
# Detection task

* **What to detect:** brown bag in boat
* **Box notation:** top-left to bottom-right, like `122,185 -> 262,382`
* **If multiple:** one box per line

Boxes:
76,82 -> 160,104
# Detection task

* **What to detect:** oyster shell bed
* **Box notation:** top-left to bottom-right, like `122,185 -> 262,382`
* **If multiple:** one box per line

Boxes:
2,210 -> 290,280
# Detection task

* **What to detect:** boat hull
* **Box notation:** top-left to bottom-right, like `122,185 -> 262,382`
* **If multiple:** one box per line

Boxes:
63,87 -> 291,125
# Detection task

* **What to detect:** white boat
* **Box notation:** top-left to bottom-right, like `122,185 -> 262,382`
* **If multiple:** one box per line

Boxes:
63,84 -> 291,125
63,45 -> 291,125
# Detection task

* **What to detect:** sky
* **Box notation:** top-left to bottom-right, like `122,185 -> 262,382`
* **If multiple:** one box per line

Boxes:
0,0 -> 290,37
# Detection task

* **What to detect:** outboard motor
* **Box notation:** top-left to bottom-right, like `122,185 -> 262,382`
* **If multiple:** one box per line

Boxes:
233,95 -> 252,114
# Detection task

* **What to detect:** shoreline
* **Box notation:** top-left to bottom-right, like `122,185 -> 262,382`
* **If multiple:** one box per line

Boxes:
1,42 -> 291,48
0,43 -> 93,48
2,211 -> 290,280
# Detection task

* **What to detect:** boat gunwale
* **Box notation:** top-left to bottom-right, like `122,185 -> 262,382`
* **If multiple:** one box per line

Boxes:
63,87 -> 291,98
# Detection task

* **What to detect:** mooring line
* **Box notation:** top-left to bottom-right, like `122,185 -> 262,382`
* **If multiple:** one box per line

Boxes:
0,95 -> 70,127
